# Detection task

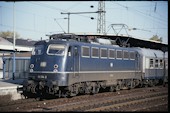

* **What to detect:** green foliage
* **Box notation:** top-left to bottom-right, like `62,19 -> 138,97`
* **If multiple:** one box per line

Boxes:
0,31 -> 20,38
149,35 -> 162,42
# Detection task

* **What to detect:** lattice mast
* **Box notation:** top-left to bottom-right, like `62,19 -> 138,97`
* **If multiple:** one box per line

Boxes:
97,1 -> 106,34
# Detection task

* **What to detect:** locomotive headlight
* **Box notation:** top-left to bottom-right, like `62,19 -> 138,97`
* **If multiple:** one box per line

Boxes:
30,69 -> 33,72
53,64 -> 58,72
54,64 -> 58,69
53,69 -> 58,72
30,64 -> 34,69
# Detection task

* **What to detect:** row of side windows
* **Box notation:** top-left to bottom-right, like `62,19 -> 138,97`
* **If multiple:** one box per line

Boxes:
81,46 -> 135,60
149,58 -> 166,68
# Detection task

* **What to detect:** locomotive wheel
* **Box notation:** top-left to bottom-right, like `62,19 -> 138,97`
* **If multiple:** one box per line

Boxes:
22,90 -> 38,99
85,82 -> 92,94
115,85 -> 121,91
62,91 -> 72,98
138,80 -> 144,88
109,86 -> 115,92
148,80 -> 154,87
62,89 -> 77,98
91,86 -> 100,94
78,87 -> 85,94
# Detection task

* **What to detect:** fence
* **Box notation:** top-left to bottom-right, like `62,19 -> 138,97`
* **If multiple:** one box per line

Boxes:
3,57 -> 30,79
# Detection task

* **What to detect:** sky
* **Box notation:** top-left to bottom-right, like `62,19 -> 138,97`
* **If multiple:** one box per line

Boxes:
0,1 -> 168,44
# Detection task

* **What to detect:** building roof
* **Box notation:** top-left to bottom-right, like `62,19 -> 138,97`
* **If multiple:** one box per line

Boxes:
0,37 -> 13,46
0,37 -> 36,52
5,38 -> 37,47
3,51 -> 32,58
74,33 -> 168,52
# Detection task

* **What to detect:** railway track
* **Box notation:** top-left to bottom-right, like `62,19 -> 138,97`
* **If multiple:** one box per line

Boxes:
43,90 -> 167,112
0,98 -> 36,109
86,94 -> 167,111
0,85 -> 168,112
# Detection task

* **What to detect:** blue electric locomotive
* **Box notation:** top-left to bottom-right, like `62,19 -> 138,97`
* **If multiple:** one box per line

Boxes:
22,33 -> 168,98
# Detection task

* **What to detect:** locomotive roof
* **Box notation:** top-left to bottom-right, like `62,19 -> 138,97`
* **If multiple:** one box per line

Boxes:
76,33 -> 168,52
134,47 -> 167,58
48,33 -> 168,52
34,38 -> 138,52
35,33 -> 168,53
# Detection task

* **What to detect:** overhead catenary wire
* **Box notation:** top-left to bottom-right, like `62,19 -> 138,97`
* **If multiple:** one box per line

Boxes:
54,18 -> 66,33
0,1 -> 167,43
22,2 -> 169,32
109,1 -> 167,24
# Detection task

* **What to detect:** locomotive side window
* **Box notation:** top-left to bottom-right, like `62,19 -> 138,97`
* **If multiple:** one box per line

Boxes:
116,50 -> 122,59
82,46 -> 90,58
130,51 -> 135,60
109,49 -> 115,59
92,47 -> 99,58
32,45 -> 44,55
149,59 -> 154,68
123,50 -> 129,60
101,48 -> 107,58
47,44 -> 65,56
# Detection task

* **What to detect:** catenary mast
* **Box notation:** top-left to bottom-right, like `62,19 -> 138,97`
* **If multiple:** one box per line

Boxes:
97,1 -> 106,34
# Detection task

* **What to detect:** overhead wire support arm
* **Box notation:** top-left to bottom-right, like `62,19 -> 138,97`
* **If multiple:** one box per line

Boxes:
110,24 -> 130,36
61,11 -> 104,33
61,11 -> 104,15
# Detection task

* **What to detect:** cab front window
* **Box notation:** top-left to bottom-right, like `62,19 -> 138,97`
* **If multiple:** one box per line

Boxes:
47,44 -> 65,55
32,45 -> 44,55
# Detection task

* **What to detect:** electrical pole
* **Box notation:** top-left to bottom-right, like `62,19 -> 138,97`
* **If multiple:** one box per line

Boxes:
61,11 -> 100,33
12,1 -> 16,80
97,1 -> 106,34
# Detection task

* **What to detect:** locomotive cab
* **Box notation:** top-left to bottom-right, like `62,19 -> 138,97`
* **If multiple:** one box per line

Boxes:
23,40 -> 70,97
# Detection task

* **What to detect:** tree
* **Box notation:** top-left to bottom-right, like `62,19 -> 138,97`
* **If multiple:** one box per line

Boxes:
0,30 -> 20,38
149,35 -> 162,42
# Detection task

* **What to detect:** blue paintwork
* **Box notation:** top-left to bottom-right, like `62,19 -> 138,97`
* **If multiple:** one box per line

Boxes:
29,40 -> 138,81
28,38 -> 166,87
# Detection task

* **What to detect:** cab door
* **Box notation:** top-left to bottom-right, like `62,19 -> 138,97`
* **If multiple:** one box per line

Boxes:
73,46 -> 80,77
